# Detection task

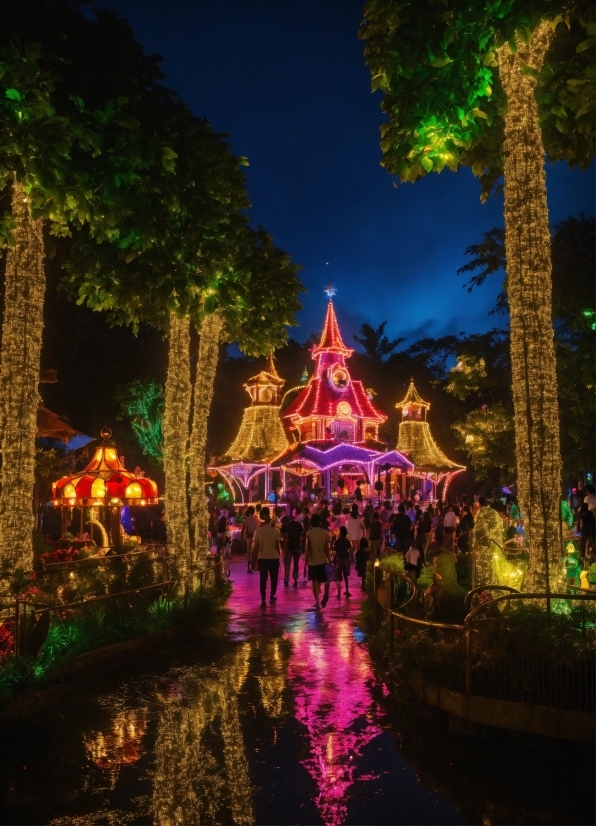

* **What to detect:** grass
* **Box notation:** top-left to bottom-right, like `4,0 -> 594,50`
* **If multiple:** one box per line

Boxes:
0,581 -> 231,705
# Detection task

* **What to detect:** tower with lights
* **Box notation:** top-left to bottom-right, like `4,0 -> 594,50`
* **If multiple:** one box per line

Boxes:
225,353 -> 289,463
394,379 -> 465,500
283,285 -> 386,444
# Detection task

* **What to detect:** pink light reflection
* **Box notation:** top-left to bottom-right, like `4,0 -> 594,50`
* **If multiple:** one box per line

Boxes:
286,620 -> 384,826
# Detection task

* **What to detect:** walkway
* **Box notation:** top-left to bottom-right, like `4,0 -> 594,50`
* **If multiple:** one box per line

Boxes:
0,557 -> 461,826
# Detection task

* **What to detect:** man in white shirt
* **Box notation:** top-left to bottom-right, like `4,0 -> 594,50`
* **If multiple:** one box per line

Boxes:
443,505 -> 458,529
404,541 -> 422,581
252,507 -> 282,606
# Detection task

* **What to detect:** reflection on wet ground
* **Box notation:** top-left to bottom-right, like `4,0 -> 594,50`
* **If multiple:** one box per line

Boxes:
0,558 -> 592,824
0,559 -> 459,825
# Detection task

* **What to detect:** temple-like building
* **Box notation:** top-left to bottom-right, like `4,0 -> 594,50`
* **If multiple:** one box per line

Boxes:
393,379 -> 465,500
211,292 -> 464,504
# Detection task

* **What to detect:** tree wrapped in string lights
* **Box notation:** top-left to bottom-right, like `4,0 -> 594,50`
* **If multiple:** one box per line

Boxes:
359,0 -> 594,593
188,229 -> 302,562
0,34 -> 160,573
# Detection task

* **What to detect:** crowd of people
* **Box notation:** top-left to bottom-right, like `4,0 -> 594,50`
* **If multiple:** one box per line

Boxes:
207,483 -> 596,611
209,494 -> 512,611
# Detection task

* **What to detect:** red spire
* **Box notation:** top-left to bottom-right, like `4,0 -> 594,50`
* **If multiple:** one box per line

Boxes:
312,300 -> 354,357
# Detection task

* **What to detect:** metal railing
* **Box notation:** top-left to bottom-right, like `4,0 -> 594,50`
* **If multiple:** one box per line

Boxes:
2,552 -> 225,659
373,562 -> 596,715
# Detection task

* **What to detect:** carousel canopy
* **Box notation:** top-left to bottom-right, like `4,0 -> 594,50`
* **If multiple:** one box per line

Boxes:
52,428 -> 158,507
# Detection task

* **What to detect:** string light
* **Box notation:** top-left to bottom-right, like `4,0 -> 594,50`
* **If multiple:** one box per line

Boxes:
162,312 -> 192,586
227,406 -> 289,463
0,181 -> 45,573
189,311 -> 224,563
474,506 -> 523,589
395,379 -> 465,499
497,23 -> 564,593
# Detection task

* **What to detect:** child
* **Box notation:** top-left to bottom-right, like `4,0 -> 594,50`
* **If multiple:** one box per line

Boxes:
355,536 -> 370,590
334,525 -> 352,597
404,539 -> 422,582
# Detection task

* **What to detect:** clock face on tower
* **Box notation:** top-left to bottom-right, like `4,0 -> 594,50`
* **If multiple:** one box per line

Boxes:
330,365 -> 349,389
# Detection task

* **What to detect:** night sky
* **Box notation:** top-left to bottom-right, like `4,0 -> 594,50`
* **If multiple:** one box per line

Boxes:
96,0 -> 594,347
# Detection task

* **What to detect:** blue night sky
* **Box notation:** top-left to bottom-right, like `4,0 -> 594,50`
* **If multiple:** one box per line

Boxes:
97,0 -> 594,347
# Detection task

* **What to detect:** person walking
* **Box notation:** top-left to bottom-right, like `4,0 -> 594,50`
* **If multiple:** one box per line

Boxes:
368,512 -> 383,558
282,511 -> 304,587
305,512 -> 331,610
346,505 -> 364,559
242,506 -> 260,574
457,505 -> 475,554
391,503 -> 412,553
252,507 -> 282,606
333,525 -> 352,597
355,537 -> 370,590
404,539 -> 422,582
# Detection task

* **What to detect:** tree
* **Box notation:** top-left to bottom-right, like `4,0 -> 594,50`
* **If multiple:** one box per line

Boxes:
360,0 -> 595,592
115,379 -> 164,465
65,106 -> 250,586
459,215 -> 595,480
353,321 -> 404,363
0,37 -> 155,573
188,228 -> 303,562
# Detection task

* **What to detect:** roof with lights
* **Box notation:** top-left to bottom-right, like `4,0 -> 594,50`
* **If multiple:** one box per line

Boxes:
396,380 -> 465,473
395,379 -> 430,411
283,296 -> 386,428
52,429 -> 159,507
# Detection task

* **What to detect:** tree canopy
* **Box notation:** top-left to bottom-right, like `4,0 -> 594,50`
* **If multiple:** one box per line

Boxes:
359,0 -> 594,198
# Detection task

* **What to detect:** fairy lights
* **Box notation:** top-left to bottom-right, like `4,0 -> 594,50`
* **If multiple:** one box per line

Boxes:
395,380 -> 465,498
284,299 -> 385,443
189,311 -> 224,563
0,182 -> 46,573
497,24 -> 564,593
163,312 -> 192,584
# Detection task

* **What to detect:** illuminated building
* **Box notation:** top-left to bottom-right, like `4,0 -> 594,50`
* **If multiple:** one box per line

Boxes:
212,292 -> 414,502
211,353 -> 291,502
394,379 -> 465,501
52,428 -> 158,546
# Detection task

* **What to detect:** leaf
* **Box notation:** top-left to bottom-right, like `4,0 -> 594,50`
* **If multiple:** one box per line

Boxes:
420,156 -> 433,172
576,38 -> 594,54
5,88 -> 21,101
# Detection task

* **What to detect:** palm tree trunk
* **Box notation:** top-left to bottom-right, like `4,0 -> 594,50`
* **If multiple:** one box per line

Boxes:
163,312 -> 192,585
497,23 -> 564,593
189,311 -> 223,565
0,181 -> 46,574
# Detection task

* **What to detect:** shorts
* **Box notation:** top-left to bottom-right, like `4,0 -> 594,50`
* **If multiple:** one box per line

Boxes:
308,563 -> 327,583
336,557 -> 351,577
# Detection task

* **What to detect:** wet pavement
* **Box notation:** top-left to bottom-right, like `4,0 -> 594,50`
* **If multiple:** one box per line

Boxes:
0,558 -> 592,825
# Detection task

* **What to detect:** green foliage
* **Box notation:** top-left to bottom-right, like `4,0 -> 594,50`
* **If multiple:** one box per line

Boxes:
0,583 -> 228,704
353,321 -> 404,363
452,403 -> 516,483
458,215 -> 595,479
218,226 -> 304,356
445,355 -> 488,400
359,0 -> 595,199
115,378 -> 164,464
0,40 -> 157,244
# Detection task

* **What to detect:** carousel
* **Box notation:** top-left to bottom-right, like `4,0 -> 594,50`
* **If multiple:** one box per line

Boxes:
51,428 -> 159,548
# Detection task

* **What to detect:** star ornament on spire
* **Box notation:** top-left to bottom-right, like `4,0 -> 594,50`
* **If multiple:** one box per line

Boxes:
324,280 -> 336,299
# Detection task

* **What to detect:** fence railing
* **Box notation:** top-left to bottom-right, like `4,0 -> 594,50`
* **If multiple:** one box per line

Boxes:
1,550 -> 224,659
373,562 -> 596,715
